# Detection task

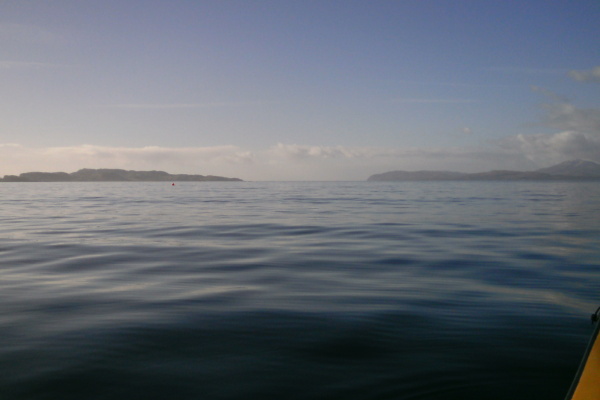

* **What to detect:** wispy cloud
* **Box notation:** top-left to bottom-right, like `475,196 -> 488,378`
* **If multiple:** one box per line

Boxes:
107,102 -> 259,109
0,61 -> 75,69
489,66 -> 567,75
392,98 -> 475,104
387,78 -> 517,88
0,23 -> 63,44
389,79 -> 484,88
533,88 -> 600,133
568,66 -> 600,83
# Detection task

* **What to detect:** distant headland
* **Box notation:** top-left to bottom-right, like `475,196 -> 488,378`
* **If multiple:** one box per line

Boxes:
0,168 -> 243,182
367,159 -> 600,181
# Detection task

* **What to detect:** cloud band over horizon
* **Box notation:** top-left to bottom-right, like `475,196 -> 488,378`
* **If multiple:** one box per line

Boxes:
3,73 -> 598,181
1,134 -> 597,181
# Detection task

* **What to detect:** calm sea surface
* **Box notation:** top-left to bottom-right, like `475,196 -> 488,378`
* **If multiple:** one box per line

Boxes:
1,181 -> 599,399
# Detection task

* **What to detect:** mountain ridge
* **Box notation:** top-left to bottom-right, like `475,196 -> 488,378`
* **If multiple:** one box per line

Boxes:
367,159 -> 600,181
0,168 -> 243,182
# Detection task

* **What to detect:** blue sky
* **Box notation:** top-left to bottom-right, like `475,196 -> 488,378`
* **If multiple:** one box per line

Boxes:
1,0 -> 599,180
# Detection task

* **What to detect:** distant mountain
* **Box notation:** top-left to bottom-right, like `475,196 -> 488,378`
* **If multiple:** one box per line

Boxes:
535,159 -> 600,177
1,168 -> 243,182
367,159 -> 600,181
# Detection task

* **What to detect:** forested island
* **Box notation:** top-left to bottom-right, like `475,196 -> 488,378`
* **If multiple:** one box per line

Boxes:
0,168 -> 242,182
367,159 -> 600,181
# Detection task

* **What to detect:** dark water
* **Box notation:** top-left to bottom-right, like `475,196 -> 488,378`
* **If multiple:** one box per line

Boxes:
1,181 -> 599,399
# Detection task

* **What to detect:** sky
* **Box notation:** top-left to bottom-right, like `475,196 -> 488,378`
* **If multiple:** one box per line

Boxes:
1,0 -> 599,181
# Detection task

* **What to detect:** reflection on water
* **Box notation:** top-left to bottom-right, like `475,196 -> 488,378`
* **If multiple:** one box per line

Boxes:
0,181 -> 599,399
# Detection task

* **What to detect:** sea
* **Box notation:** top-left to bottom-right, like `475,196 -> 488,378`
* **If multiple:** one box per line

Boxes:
1,181 -> 599,400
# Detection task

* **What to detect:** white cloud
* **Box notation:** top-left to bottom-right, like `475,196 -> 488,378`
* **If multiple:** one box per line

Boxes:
501,131 -> 600,166
569,66 -> 600,83
497,85 -> 600,166
0,142 -> 535,181
0,144 -> 256,177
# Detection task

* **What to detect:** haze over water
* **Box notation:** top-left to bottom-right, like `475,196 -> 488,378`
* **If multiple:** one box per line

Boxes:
1,181 -> 599,399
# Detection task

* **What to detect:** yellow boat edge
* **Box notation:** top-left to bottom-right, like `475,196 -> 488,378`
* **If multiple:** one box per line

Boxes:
565,307 -> 600,400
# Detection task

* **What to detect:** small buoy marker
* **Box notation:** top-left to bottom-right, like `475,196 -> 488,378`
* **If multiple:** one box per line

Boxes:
172,182 -> 175,186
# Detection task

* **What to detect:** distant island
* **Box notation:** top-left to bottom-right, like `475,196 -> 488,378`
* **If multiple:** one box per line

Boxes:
367,159 -> 600,181
0,168 -> 243,182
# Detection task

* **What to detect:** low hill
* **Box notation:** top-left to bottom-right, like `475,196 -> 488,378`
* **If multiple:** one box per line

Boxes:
1,168 -> 243,182
367,159 -> 600,181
